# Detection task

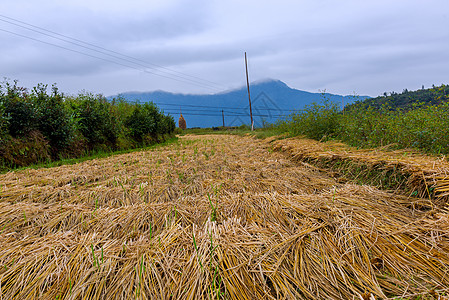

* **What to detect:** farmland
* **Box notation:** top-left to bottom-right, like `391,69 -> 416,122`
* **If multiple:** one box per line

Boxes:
1,134 -> 449,299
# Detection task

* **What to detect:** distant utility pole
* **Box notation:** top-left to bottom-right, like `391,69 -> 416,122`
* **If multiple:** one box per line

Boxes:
222,109 -> 225,127
245,52 -> 254,131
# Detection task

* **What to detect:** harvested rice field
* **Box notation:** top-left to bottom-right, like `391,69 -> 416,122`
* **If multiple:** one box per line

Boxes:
1,134 -> 449,299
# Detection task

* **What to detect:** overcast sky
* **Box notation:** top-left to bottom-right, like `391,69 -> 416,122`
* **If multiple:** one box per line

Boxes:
1,0 -> 448,97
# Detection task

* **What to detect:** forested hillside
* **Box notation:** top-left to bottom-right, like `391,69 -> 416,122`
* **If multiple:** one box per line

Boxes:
347,84 -> 449,110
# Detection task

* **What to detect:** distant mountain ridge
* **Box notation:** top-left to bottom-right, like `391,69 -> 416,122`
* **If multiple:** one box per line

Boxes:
109,79 -> 370,128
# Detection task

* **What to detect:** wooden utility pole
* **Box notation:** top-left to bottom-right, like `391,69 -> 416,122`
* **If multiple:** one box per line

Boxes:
222,109 -> 225,127
245,52 -> 254,131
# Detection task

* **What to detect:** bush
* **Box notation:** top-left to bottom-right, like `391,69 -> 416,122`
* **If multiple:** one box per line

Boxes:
337,105 -> 388,147
0,131 -> 51,168
67,93 -> 120,149
1,80 -> 38,137
277,96 -> 449,155
0,95 -> 9,140
0,79 -> 176,169
279,98 -> 341,140
161,114 -> 176,134
31,84 -> 73,155
125,102 -> 162,143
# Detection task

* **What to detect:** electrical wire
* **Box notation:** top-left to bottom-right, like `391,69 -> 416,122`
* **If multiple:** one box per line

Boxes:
0,14 -> 302,118
0,15 -> 226,91
148,102 -> 292,111
160,108 -> 287,116
0,14 -> 225,90
160,111 -> 288,117
0,27 -> 229,91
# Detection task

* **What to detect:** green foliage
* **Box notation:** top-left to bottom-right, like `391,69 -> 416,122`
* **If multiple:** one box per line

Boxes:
278,97 -> 341,140
0,79 -> 176,170
124,102 -> 175,144
31,84 -> 73,154
125,102 -> 161,142
1,80 -> 37,137
277,86 -> 449,155
0,91 -> 10,140
338,97 -> 449,154
161,114 -> 176,134
66,92 -> 120,149
347,84 -> 449,111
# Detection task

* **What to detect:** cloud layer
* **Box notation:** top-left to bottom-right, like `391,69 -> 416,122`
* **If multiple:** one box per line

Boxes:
1,0 -> 448,97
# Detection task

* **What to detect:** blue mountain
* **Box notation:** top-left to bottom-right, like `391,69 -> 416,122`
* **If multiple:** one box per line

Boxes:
109,79 -> 369,128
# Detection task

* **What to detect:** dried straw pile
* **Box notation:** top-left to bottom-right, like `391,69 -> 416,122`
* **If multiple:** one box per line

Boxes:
273,137 -> 449,205
1,134 -> 449,299
178,114 -> 187,130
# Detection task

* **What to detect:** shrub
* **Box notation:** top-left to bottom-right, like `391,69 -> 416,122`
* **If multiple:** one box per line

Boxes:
1,80 -> 38,137
0,79 -> 176,169
67,93 -> 120,149
277,95 -> 449,155
280,98 -> 341,140
337,105 -> 388,147
0,95 -> 9,140
31,84 -> 73,155
125,102 -> 162,143
162,114 -> 176,134
0,131 -> 51,168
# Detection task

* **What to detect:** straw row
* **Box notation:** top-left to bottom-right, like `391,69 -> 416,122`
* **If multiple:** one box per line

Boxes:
272,137 -> 449,205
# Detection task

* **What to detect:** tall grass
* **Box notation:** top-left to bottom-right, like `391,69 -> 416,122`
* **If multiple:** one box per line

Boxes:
277,98 -> 449,155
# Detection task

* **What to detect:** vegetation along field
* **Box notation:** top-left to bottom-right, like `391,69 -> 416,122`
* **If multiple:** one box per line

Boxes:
1,134 -> 449,299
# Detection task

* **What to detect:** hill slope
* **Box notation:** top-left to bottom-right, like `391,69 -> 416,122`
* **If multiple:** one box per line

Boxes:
110,79 -> 369,128
347,84 -> 449,111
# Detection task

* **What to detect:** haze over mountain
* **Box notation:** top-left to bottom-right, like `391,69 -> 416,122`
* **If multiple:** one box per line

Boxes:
111,79 -> 369,128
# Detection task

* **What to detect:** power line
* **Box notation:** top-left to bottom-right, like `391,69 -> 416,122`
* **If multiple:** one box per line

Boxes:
119,99 -> 298,112
162,109 -> 270,117
0,14 -> 225,90
160,107 -> 294,116
0,18 -> 215,90
160,110 -> 288,118
155,106 -> 291,117
0,14 -> 302,118
151,102 -> 292,111
0,14 -> 226,91
0,27 -> 226,91
118,98 -> 301,114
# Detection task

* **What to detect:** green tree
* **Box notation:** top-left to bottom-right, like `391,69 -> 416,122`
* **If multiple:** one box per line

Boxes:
31,84 -> 73,155
69,92 -> 120,149
125,102 -> 162,143
1,80 -> 37,137
0,94 -> 9,140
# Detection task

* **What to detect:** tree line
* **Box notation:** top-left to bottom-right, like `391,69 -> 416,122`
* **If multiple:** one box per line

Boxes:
0,80 -> 176,169
346,84 -> 449,111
